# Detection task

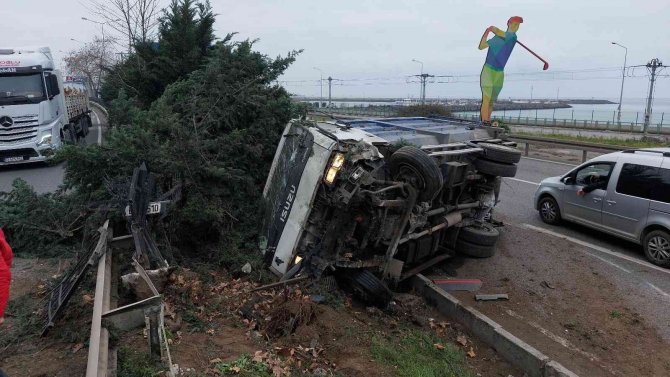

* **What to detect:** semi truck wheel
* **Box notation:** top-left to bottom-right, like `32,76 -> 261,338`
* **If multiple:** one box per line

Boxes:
478,143 -> 522,164
474,158 -> 517,178
458,224 -> 499,246
388,146 -> 443,202
455,239 -> 497,258
336,269 -> 392,308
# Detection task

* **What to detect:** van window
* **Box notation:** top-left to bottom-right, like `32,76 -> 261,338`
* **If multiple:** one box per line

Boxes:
616,163 -> 670,203
574,163 -> 614,186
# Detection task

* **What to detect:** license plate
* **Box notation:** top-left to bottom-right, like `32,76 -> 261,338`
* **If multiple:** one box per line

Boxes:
3,156 -> 24,162
125,202 -> 162,217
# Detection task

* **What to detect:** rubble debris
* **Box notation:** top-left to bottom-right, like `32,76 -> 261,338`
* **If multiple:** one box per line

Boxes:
121,267 -> 171,299
540,280 -> 556,289
241,262 -> 252,274
475,293 -> 509,301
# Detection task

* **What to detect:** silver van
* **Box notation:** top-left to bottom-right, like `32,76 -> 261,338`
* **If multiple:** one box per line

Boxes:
534,148 -> 670,267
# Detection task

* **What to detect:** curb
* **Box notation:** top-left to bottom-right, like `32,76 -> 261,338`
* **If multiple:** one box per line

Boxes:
411,274 -> 579,377
90,101 -> 109,119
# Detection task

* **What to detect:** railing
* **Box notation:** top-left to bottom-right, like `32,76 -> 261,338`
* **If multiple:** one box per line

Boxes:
507,134 -> 626,162
455,112 -> 669,134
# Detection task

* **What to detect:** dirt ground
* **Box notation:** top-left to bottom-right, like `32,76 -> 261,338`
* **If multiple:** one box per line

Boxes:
432,224 -> 670,377
1,258 -> 521,377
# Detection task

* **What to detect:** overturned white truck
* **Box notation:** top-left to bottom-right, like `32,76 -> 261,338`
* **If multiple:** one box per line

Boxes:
261,117 -> 520,306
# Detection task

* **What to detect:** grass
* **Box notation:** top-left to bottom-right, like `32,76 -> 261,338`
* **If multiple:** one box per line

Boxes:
117,346 -> 166,377
371,329 -> 475,377
609,310 -> 624,318
512,130 -> 668,148
0,295 -> 41,352
214,354 -> 273,377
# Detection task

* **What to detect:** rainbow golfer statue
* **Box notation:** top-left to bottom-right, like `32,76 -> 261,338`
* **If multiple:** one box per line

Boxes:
478,16 -> 523,126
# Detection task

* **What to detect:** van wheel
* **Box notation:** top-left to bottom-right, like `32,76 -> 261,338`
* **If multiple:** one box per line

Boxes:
458,223 -> 499,246
643,230 -> 670,267
474,158 -> 517,178
456,239 -> 496,258
478,143 -> 522,164
538,196 -> 561,225
335,269 -> 392,308
388,146 -> 443,202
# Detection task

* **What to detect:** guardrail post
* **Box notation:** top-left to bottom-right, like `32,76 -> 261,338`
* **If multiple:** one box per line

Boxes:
524,143 -> 530,156
582,150 -> 588,163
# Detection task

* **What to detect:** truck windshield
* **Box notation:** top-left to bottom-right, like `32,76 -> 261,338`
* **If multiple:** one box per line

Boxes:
0,73 -> 46,104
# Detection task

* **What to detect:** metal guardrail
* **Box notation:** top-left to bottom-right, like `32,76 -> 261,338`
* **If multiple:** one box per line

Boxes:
507,134 -> 626,162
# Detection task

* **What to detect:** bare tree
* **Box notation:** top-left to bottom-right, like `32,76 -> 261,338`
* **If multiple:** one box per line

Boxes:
83,0 -> 161,52
63,36 -> 118,97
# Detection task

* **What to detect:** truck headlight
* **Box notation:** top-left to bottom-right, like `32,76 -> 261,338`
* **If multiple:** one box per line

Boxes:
324,152 -> 345,185
37,134 -> 53,147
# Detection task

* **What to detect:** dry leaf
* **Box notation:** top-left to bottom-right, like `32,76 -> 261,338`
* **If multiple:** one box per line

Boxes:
206,328 -> 215,335
456,335 -> 467,346
434,343 -> 445,350
467,347 -> 476,358
209,358 -> 222,364
82,294 -> 94,304
232,366 -> 241,373
72,343 -> 84,353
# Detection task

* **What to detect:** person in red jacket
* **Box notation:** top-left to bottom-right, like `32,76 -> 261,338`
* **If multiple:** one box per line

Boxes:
0,228 -> 13,326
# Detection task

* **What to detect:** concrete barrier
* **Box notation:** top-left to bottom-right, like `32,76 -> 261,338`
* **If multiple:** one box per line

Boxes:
412,274 -> 579,377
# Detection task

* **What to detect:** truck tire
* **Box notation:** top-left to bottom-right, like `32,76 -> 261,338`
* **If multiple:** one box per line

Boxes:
458,224 -> 499,246
80,115 -> 91,137
643,230 -> 670,268
388,146 -> 443,202
478,143 -> 522,164
474,158 -> 517,178
64,125 -> 77,144
336,269 -> 392,308
456,238 -> 497,258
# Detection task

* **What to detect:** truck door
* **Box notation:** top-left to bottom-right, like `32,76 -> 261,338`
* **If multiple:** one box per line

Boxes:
602,158 -> 661,240
562,162 -> 615,227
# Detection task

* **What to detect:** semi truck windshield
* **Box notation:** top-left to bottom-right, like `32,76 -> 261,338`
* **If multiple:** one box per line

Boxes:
0,73 -> 46,104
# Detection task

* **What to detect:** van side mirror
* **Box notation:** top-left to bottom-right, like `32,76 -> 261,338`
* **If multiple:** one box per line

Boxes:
562,176 -> 573,185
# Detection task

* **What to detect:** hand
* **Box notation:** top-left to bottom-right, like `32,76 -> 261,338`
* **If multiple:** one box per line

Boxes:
577,189 -> 585,197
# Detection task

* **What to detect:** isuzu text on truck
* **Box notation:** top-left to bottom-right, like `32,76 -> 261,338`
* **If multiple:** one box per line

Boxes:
0,47 -> 91,165
261,116 -> 521,307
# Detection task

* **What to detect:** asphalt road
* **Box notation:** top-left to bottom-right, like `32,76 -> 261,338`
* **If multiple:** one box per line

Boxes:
0,107 -> 106,194
497,156 -> 670,340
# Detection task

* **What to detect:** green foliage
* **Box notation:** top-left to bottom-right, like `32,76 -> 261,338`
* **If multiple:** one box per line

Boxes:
371,330 -> 475,377
215,355 -> 273,377
397,104 -> 452,117
102,0 -> 217,109
0,295 -> 41,351
118,347 -> 165,377
0,179 -> 87,256
512,130 -> 667,148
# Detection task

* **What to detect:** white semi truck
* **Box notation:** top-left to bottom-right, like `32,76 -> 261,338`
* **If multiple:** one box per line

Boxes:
0,47 -> 91,165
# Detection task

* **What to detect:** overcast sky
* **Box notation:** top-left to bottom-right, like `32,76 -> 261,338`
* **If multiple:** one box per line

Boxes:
3,0 -> 669,101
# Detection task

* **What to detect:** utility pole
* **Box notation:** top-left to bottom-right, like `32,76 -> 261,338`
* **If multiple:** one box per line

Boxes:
412,59 -> 424,104
418,74 -> 434,104
327,76 -> 332,107
313,67 -> 323,107
611,42 -> 627,124
643,58 -> 664,136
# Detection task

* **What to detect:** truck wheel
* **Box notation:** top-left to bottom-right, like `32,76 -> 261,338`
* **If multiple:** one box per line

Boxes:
474,158 -> 517,178
336,269 -> 392,308
80,115 -> 91,137
643,230 -> 670,268
456,239 -> 496,258
65,125 -> 77,144
538,196 -> 561,225
388,146 -> 443,202
458,224 -> 499,246
478,143 -> 522,164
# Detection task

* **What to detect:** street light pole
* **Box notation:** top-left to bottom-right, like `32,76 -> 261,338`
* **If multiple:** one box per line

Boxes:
611,42 -> 627,124
82,17 -> 107,98
313,67 -> 323,107
412,59 -> 424,103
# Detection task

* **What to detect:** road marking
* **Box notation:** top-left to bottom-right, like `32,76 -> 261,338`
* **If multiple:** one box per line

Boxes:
91,110 -> 102,145
522,223 -> 670,276
504,177 -> 539,186
521,156 -> 577,167
646,282 -> 670,298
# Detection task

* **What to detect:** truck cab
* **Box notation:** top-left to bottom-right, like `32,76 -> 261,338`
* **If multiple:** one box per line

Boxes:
0,47 -> 89,165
